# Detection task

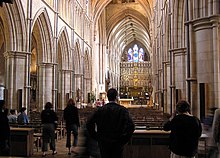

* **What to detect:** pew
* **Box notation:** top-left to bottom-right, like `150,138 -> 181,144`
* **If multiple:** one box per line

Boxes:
124,130 -> 170,158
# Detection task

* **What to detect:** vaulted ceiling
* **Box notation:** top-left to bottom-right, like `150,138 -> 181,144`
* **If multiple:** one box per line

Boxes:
92,0 -> 153,59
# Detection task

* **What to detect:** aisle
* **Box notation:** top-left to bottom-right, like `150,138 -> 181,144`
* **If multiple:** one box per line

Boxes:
30,126 -> 90,158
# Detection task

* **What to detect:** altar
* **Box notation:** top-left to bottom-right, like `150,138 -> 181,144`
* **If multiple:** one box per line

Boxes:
119,98 -> 134,107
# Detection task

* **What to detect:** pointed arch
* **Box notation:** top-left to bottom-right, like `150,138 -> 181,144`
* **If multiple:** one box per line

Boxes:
32,8 -> 54,63
58,27 -> 71,70
0,0 -> 26,51
74,40 -> 81,74
172,0 -> 185,48
92,0 -> 152,26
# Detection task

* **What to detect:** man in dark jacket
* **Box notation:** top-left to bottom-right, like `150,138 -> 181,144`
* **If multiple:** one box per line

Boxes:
64,98 -> 80,155
86,88 -> 135,158
0,100 -> 10,156
163,100 -> 202,158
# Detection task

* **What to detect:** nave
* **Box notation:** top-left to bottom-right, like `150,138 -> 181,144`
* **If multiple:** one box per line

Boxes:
7,107 -> 208,158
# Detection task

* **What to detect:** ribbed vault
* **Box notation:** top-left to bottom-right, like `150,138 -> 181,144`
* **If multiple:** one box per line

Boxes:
92,0 -> 153,59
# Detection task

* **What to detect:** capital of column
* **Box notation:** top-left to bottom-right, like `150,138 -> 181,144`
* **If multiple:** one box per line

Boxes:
38,62 -> 56,68
62,69 -> 74,72
75,73 -> 83,77
61,69 -> 74,74
4,51 -> 31,59
192,16 -> 220,31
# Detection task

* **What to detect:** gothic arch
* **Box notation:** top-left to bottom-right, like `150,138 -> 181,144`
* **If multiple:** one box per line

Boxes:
92,0 -> 152,25
58,27 -> 71,70
0,1 -> 27,108
32,8 -> 53,63
74,40 -> 82,74
57,27 -> 72,109
31,8 -> 54,109
107,8 -> 149,38
0,0 -> 26,51
172,0 -> 185,48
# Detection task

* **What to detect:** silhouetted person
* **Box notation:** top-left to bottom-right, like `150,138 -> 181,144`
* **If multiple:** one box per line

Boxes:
64,98 -> 80,155
0,100 -> 10,156
41,102 -> 58,157
86,88 -> 135,158
163,100 -> 202,158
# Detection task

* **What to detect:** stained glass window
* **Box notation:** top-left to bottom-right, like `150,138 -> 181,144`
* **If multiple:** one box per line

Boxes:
127,44 -> 145,62
128,48 -> 133,62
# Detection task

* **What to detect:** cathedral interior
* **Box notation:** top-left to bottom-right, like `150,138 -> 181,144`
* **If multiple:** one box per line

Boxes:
1,0 -> 220,118
0,0 -> 220,157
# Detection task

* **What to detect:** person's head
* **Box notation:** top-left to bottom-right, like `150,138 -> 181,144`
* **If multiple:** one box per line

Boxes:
10,109 -> 16,115
20,107 -> 27,113
107,88 -> 118,101
67,98 -> 75,106
176,100 -> 191,114
44,102 -> 53,110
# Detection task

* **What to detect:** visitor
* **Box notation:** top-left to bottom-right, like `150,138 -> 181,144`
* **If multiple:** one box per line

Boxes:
63,98 -> 80,155
41,102 -> 58,157
86,88 -> 135,158
163,100 -> 202,158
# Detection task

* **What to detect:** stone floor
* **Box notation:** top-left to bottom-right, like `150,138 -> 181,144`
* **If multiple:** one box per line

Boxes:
6,125 -> 99,158
32,141 -> 87,157
31,126 -> 90,158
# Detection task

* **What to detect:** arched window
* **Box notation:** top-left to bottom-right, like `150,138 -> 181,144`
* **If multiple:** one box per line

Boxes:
127,44 -> 145,62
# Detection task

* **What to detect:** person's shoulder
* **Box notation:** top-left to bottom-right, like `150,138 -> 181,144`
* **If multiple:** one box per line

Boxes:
189,115 -> 201,124
41,109 -> 46,113
112,103 -> 128,111
64,105 -> 70,109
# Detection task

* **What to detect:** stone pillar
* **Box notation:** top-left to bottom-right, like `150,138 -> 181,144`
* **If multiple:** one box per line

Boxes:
74,73 -> 82,101
192,17 -> 218,115
4,51 -> 30,110
38,63 -> 54,110
212,19 -> 220,106
60,69 -> 72,109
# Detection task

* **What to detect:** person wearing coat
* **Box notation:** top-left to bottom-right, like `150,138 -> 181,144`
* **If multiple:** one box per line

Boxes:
63,98 -> 80,155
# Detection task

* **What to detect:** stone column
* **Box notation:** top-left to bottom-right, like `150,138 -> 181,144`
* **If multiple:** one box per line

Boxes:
4,51 -> 30,110
212,18 -> 220,106
192,17 -> 216,115
38,63 -> 54,110
74,73 -> 82,101
61,69 -> 73,109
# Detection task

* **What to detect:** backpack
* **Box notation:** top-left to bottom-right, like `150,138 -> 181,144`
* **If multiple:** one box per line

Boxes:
17,113 -> 24,124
